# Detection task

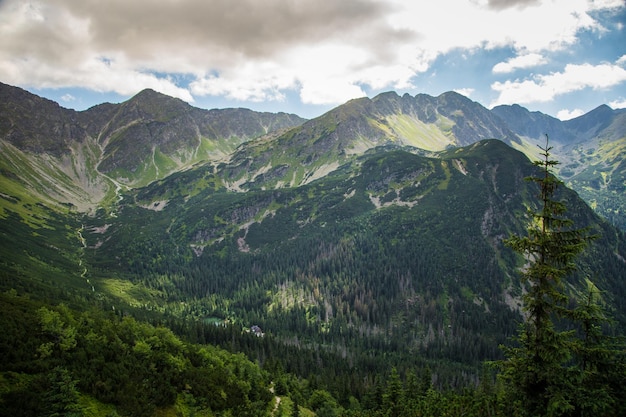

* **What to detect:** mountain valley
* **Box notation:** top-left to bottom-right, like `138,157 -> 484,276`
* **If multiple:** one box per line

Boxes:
1,82 -> 625,416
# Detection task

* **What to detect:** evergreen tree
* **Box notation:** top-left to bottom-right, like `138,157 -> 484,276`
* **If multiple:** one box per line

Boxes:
382,367 -> 404,417
291,398 -> 301,417
402,369 -> 421,412
499,135 -> 596,416
43,367 -> 84,417
418,366 -> 432,396
568,279 -> 626,417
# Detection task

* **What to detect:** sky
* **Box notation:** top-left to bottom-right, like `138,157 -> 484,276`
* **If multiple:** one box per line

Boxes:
1,0 -> 625,120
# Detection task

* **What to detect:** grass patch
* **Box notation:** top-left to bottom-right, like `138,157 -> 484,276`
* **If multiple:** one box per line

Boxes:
383,114 -> 456,151
100,278 -> 161,307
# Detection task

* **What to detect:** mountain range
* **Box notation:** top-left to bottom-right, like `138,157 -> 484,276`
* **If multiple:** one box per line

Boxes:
0,82 -> 305,213
2,82 -> 624,229
1,82 -> 625,401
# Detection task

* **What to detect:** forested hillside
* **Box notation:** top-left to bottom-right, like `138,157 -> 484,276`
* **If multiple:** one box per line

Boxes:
0,292 -> 273,417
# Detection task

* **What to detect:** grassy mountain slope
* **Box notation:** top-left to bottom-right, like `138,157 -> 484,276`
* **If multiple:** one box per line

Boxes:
0,82 -> 108,216
213,91 -> 523,192
493,104 -> 626,230
0,82 -> 305,220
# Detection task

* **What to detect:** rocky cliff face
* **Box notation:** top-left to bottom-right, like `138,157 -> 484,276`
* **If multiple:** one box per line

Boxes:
0,82 -> 88,156
92,89 -> 305,179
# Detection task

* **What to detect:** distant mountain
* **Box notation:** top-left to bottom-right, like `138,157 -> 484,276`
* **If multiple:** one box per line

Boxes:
2,83 -> 624,229
492,103 -> 626,230
216,91 -> 522,191
490,104 -> 568,142
0,82 -> 305,215
491,102 -> 626,144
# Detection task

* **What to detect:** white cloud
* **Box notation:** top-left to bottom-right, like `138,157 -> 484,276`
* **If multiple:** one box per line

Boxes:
556,108 -> 585,120
58,55 -> 196,102
454,88 -> 475,98
190,59 -> 296,102
390,0 -> 602,54
490,62 -> 626,106
0,0 -> 624,107
492,53 -> 547,74
61,93 -> 75,102
588,0 -> 626,10
609,98 -> 626,109
300,79 -> 367,106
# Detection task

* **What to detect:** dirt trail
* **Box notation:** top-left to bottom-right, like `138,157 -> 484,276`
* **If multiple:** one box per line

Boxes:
77,225 -> 94,292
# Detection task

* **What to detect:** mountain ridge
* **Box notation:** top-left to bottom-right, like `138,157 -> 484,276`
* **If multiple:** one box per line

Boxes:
0,82 -> 306,214
491,101 -> 626,229
214,90 -> 525,193
1,82 -> 624,229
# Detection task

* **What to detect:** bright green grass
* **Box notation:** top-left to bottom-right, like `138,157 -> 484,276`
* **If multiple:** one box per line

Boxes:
383,114 -> 456,151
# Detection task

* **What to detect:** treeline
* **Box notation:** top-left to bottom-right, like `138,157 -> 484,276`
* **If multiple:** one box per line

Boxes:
167,313 -> 482,405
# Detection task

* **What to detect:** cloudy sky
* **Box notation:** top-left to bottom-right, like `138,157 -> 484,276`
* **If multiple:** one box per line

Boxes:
1,0 -> 625,119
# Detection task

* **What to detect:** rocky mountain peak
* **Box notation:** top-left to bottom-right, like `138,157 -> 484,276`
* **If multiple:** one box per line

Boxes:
116,88 -> 194,123
491,103 -> 565,142
0,82 -> 82,156
564,104 -> 615,139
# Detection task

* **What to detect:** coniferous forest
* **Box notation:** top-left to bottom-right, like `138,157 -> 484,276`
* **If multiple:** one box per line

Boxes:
1,137 -> 625,416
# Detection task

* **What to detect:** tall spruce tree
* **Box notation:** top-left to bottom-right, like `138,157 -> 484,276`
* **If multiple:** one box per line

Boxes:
568,279 -> 626,417
499,135 -> 595,417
